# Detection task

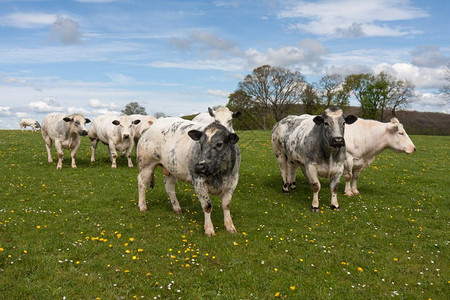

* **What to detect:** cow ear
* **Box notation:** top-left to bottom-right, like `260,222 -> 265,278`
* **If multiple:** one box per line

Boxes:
188,130 -> 203,141
232,111 -> 242,119
227,133 -> 239,144
133,119 -> 141,125
63,117 -> 72,122
345,115 -> 358,124
112,120 -> 120,126
208,107 -> 215,117
313,116 -> 324,125
387,123 -> 399,133
85,118 -> 91,124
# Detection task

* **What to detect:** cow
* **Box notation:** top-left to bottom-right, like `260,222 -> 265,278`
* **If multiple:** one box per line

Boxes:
19,118 -> 41,131
129,114 -> 156,142
343,117 -> 416,196
88,115 -> 141,168
192,107 -> 241,132
271,107 -> 357,211
41,113 -> 91,169
137,117 -> 240,236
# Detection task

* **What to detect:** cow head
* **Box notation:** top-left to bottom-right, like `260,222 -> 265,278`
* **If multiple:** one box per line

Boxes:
188,123 -> 239,177
313,107 -> 357,147
63,114 -> 90,136
386,118 -> 416,153
112,116 -> 141,140
208,107 -> 241,131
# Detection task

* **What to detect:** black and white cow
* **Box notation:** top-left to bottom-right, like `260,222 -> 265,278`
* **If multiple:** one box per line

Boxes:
41,113 -> 91,169
137,117 -> 240,236
19,118 -> 41,131
271,107 -> 357,211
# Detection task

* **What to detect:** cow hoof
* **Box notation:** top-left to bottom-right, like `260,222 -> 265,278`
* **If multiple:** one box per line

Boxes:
173,208 -> 182,214
282,183 -> 289,193
289,182 -> 296,191
139,206 -> 148,212
331,205 -> 340,211
311,206 -> 320,212
204,228 -> 215,237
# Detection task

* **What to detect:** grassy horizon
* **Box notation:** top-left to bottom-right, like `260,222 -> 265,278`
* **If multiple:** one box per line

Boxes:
0,129 -> 448,299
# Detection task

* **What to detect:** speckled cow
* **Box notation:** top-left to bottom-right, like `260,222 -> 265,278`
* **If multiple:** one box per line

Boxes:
137,117 -> 240,236
41,113 -> 91,169
88,115 -> 141,168
192,107 -> 241,132
271,107 -> 357,211
19,118 -> 41,131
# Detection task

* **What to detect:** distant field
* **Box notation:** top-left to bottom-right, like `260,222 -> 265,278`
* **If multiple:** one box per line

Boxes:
0,129 -> 448,299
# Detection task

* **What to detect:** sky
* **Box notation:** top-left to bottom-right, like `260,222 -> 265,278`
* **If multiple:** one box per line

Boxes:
0,0 -> 449,129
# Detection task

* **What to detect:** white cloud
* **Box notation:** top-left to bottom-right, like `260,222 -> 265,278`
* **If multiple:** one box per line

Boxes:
411,45 -> 450,68
278,0 -> 429,38
49,16 -> 82,45
0,12 -> 56,28
28,98 -> 64,112
88,98 -> 117,109
206,89 -> 229,98
0,106 -> 12,116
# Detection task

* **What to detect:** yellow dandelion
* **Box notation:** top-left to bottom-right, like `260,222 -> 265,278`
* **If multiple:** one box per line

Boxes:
129,238 -> 134,242
138,249 -> 144,252
275,292 -> 280,297
358,267 -> 363,272
393,258 -> 399,262
290,286 -> 296,291
0,248 -> 4,252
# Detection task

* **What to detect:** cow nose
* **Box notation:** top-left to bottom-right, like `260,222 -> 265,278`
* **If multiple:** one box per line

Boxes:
195,162 -> 206,175
81,130 -> 88,136
123,134 -> 130,139
332,137 -> 344,146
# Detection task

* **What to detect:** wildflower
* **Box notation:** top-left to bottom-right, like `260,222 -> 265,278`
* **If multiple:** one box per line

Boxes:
0,248 -> 3,251
290,286 -> 296,291
358,267 -> 363,272
138,249 -> 144,253
393,258 -> 399,262
129,238 -> 134,242
275,292 -> 280,297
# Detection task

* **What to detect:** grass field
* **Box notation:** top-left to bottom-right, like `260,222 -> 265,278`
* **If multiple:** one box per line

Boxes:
0,129 -> 448,299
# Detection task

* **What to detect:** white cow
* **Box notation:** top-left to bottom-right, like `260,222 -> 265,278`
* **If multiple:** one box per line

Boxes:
271,107 -> 357,211
129,114 -> 156,142
88,115 -> 141,168
192,107 -> 241,132
343,117 -> 416,196
19,119 -> 41,131
41,113 -> 91,169
137,117 -> 240,236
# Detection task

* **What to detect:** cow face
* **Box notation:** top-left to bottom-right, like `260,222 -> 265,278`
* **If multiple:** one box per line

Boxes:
313,107 -> 357,147
188,123 -> 239,177
208,107 -> 241,130
112,117 -> 141,140
63,114 -> 90,136
386,118 -> 416,153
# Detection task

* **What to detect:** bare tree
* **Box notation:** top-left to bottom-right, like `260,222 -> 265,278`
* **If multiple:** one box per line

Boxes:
439,63 -> 450,98
121,102 -> 147,115
389,79 -> 416,117
238,65 -> 305,126
316,74 -> 350,108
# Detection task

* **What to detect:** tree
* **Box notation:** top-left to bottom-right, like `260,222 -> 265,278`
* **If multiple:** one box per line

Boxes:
227,89 -> 269,130
238,65 -> 305,127
300,84 -> 321,114
344,73 -> 375,118
316,74 -> 350,108
154,112 -> 167,118
389,79 -> 415,117
121,102 -> 147,115
438,63 -> 450,99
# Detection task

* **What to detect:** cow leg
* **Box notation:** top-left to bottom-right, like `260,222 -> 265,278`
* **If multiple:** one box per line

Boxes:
90,138 -> 99,162
126,148 -> 134,168
164,175 -> 181,214
274,150 -> 289,193
109,143 -> 118,168
137,163 -> 157,211
305,166 -> 320,212
344,172 -> 353,196
70,142 -> 80,169
43,135 -> 53,163
54,142 -> 64,169
330,172 -> 342,210
287,161 -> 298,191
221,190 -> 236,234
194,181 -> 214,236
351,171 -> 361,195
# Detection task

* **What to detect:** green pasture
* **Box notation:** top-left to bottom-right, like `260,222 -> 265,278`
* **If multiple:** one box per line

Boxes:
0,129 -> 448,299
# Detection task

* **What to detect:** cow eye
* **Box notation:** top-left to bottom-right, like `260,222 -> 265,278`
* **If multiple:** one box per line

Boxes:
75,121 -> 80,125
399,132 -> 404,136
216,142 -> 224,149
324,122 -> 329,126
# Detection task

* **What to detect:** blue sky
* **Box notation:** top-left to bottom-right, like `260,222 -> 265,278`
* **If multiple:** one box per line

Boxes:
0,0 -> 449,129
